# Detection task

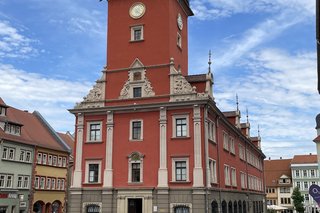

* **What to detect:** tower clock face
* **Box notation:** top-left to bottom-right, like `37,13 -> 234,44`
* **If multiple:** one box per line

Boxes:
177,13 -> 183,30
129,3 -> 146,19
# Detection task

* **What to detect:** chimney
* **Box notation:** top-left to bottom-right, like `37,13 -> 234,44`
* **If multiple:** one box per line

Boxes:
269,157 -> 271,160
280,157 -> 282,159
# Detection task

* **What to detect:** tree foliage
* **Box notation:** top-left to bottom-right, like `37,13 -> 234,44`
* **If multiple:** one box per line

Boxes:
291,187 -> 305,213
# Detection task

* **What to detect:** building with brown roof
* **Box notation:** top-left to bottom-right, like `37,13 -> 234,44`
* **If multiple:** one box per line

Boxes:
0,98 -> 71,213
264,158 -> 293,212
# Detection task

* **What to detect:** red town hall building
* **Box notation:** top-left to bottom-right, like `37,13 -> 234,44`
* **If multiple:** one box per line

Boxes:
68,0 -> 266,212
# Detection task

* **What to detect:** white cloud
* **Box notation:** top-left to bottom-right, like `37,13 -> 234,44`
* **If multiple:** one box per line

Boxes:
0,63 -> 92,131
0,21 -> 38,58
214,49 -> 319,158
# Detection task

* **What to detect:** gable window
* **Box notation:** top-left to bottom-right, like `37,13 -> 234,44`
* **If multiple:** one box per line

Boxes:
5,123 -> 21,135
87,122 -> 102,142
130,120 -> 143,140
172,115 -> 189,138
128,152 -> 144,183
131,25 -> 144,41
172,158 -> 189,182
133,87 -> 142,98
209,159 -> 217,183
85,160 -> 101,184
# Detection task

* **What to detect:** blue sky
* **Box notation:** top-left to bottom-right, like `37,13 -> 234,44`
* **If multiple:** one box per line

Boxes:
0,0 -> 318,159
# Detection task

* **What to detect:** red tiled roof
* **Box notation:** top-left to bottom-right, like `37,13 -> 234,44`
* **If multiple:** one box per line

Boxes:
223,111 -> 240,117
0,100 -> 69,152
58,132 -> 74,154
0,97 -> 8,107
291,154 -> 317,164
185,74 -> 206,82
264,159 -> 292,187
313,135 -> 320,143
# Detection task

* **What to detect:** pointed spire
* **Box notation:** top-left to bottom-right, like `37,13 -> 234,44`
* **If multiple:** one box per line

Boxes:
246,107 -> 249,124
208,50 -> 212,74
258,125 -> 260,137
236,94 -> 239,111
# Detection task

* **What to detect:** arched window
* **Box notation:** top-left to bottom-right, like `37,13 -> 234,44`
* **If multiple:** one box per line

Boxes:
52,201 -> 61,213
238,200 -> 242,213
243,201 -> 247,213
228,201 -> 233,213
234,201 -> 237,213
128,152 -> 144,183
211,200 -> 218,213
33,201 -> 44,213
174,205 -> 189,213
87,205 -> 100,213
221,201 -> 227,213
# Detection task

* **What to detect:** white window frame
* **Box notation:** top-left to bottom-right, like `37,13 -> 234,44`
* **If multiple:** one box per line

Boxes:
26,151 -> 32,163
86,121 -> 102,142
85,160 -> 102,184
128,152 -> 144,183
34,177 -> 39,189
19,150 -> 25,162
223,132 -> 229,151
17,176 -> 23,188
231,167 -> 237,186
240,172 -> 247,189
6,174 -> 13,188
172,114 -> 189,138
62,157 -> 67,167
51,178 -> 56,190
130,25 -> 144,41
42,153 -> 47,165
46,178 -> 51,190
229,136 -> 235,154
208,121 -> 216,142
8,148 -> 15,160
52,156 -> 57,166
224,165 -> 230,186
58,157 -> 62,167
172,158 -> 189,182
23,176 -> 29,188
2,147 -> 8,159
40,177 -> 45,189
48,155 -> 52,165
57,179 -> 61,190
129,119 -> 143,141
37,153 -> 42,164
209,159 -> 217,184
61,179 -> 65,190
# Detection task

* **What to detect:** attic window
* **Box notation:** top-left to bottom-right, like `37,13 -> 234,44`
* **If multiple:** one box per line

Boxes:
5,123 -> 21,136
133,72 -> 142,81
0,107 -> 6,116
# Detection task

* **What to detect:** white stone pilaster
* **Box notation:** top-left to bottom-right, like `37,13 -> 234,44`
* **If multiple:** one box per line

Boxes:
158,107 -> 168,187
103,111 -> 114,188
204,108 -> 211,187
193,105 -> 204,187
72,113 -> 84,188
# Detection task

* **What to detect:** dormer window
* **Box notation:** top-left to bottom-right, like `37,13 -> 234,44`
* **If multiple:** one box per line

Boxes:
133,87 -> 142,98
5,123 -> 21,136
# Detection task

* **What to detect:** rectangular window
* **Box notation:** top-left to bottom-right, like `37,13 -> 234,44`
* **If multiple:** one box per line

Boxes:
131,163 -> 141,182
2,147 -> 8,159
175,161 -> 187,181
19,150 -> 25,161
23,176 -> 29,188
88,122 -> 102,142
305,194 -> 309,201
224,165 -> 230,185
58,157 -> 62,167
40,177 -> 45,189
240,172 -> 247,189
131,26 -> 143,41
57,179 -> 61,190
51,178 -> 56,190
46,178 -> 51,190
304,181 -> 308,189
42,154 -> 47,165
209,159 -> 217,183
52,156 -> 57,166
133,87 -> 142,98
62,157 -> 67,167
37,153 -> 42,164
208,121 -> 216,141
8,148 -> 14,160
311,169 -> 315,177
26,151 -> 31,162
132,121 -> 142,140
89,164 -> 99,183
0,174 -> 5,187
303,170 -> 307,177
223,132 -> 229,151
297,181 -> 301,189
61,179 -> 65,190
229,137 -> 235,154
231,167 -> 237,186
296,170 -> 300,177
6,175 -> 13,188
48,155 -> 52,165
34,177 -> 39,189
17,176 -> 23,188
176,118 -> 187,137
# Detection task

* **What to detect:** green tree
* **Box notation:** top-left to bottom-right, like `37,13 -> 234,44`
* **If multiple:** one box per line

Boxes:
291,187 -> 305,213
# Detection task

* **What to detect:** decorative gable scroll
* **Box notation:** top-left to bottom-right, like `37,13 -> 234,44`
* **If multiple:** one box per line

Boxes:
119,58 -> 155,99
